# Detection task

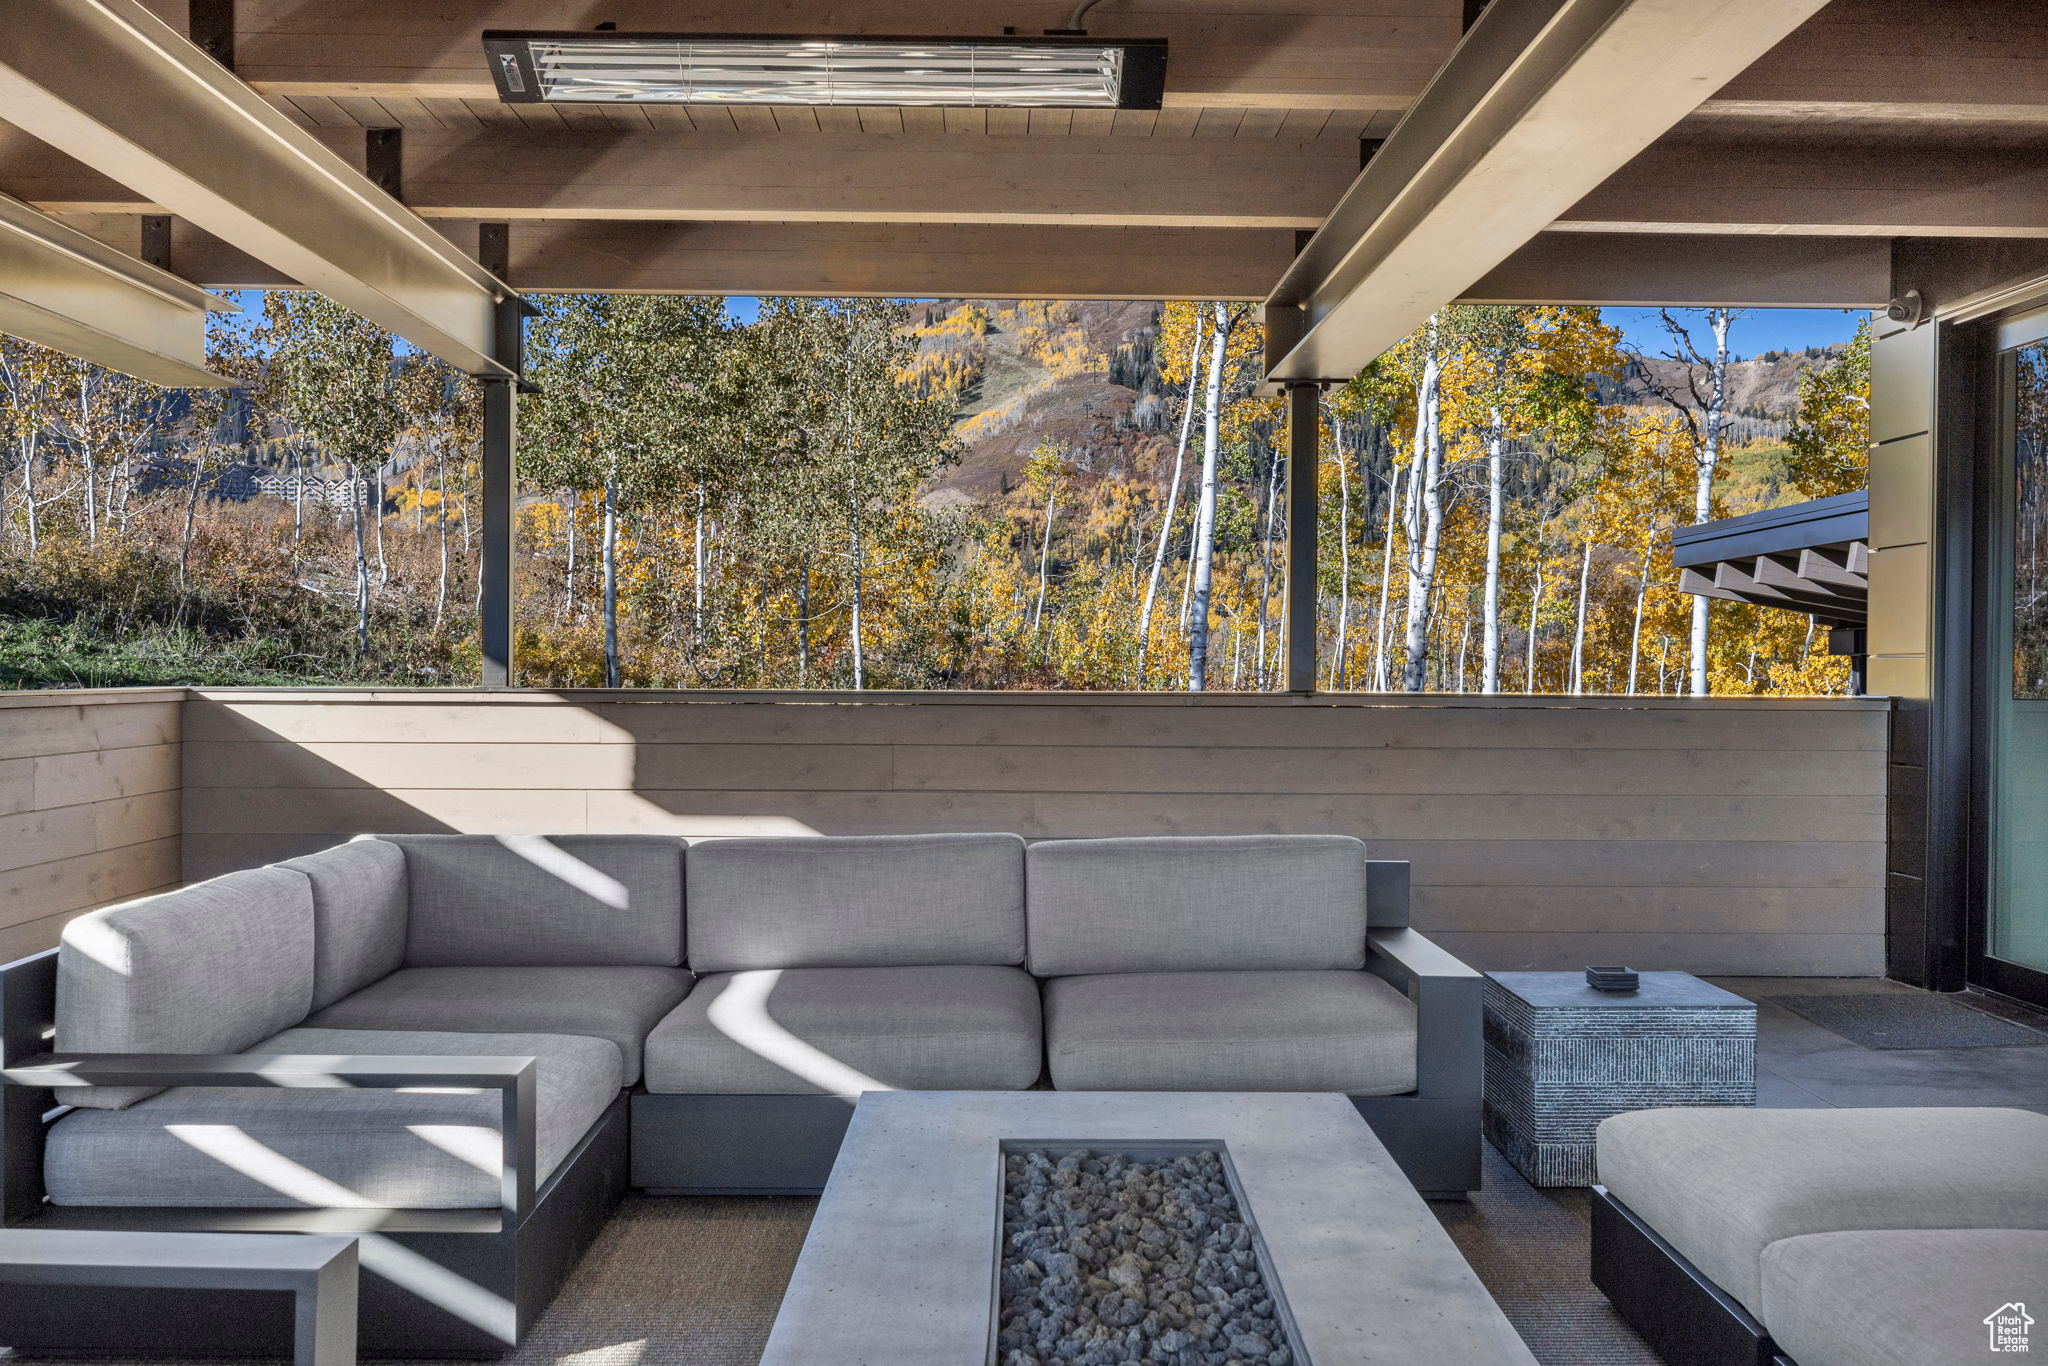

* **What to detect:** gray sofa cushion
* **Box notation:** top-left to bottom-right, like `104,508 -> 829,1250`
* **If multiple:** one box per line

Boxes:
57,866 -> 316,1110
281,838 -> 407,1010
386,834 -> 685,968
1025,836 -> 1369,976
642,965 -> 1042,1096
1760,1229 -> 2048,1366
305,965 -> 694,1084
1042,969 -> 1417,1095
685,834 -> 1027,972
1596,1106 -> 2048,1316
42,1026 -> 622,1210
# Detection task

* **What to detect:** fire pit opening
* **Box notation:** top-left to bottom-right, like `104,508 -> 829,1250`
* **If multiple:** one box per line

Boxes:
993,1143 -> 1304,1366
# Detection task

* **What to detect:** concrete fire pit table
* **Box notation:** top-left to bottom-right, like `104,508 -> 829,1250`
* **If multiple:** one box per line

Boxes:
759,1091 -> 1536,1366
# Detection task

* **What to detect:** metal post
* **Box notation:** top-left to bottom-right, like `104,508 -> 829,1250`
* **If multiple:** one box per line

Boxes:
1286,379 -> 1320,694
478,223 -> 519,688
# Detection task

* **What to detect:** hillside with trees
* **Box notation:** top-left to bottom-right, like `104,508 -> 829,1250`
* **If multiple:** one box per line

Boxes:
0,293 -> 1868,694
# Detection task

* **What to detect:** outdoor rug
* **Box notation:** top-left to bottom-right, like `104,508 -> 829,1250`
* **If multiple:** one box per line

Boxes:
1770,992 -> 2048,1050
0,1148 -> 1646,1366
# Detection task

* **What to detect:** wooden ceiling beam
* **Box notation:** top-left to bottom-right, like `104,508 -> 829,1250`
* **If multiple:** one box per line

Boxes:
1558,138 -> 2048,237
138,0 -> 2048,124
1463,233 -> 1890,308
17,122 -> 2034,239
48,213 -> 1897,308
0,127 -> 1364,229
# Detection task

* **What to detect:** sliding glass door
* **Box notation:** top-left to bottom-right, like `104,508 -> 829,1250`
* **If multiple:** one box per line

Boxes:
1983,325 -> 2048,1002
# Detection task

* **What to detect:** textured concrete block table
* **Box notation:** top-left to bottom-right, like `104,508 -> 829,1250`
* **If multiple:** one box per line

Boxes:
761,1090 -> 1538,1366
0,1230 -> 357,1366
1483,971 -> 1756,1187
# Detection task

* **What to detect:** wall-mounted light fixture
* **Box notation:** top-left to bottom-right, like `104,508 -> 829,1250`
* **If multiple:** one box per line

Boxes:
481,32 -> 1167,109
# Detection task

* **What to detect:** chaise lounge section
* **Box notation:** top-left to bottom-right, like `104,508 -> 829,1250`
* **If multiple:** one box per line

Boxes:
1591,1105 -> 2048,1366
0,829 -> 1482,1357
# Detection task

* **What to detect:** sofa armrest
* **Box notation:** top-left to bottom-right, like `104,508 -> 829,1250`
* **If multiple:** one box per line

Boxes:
3,1053 -> 538,1219
1366,928 -> 1482,1101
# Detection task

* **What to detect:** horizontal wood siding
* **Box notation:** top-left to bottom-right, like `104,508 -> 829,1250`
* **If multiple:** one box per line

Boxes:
184,690 -> 1888,975
0,689 -> 183,961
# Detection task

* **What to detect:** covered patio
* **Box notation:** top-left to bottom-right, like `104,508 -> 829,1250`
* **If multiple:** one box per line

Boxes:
2,2 -> 2047,1365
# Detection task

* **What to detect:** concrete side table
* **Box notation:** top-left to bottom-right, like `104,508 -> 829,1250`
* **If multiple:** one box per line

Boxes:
0,1230 -> 357,1366
1482,971 -> 1755,1187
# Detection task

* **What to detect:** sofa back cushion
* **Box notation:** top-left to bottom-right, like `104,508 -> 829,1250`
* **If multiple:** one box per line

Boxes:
387,834 -> 685,967
57,866 -> 317,1109
686,833 -> 1027,972
282,837 -> 408,1010
1025,835 -> 1369,975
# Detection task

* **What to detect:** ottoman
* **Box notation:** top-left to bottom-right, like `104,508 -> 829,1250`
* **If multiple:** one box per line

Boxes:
1761,1229 -> 2048,1366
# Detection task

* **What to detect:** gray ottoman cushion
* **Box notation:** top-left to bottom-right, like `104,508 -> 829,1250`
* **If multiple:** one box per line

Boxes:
642,965 -> 1042,1096
386,834 -> 685,968
1026,836 -> 1369,976
43,1027 -> 622,1210
306,964 -> 694,1083
57,866 -> 316,1110
1043,970 -> 1417,1095
281,838 -> 407,1009
685,833 -> 1026,972
1597,1107 -> 2048,1316
1761,1229 -> 2048,1366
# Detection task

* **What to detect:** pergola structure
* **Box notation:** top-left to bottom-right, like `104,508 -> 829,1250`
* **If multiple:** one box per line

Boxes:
0,0 -> 2041,694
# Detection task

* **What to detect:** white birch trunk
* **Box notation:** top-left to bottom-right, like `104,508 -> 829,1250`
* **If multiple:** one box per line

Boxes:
1400,322 -> 1443,692
1480,414 -> 1505,693
1688,309 -> 1733,695
351,469 -> 370,658
1524,523 -> 1547,693
1371,463 -> 1402,690
602,478 -> 621,689
1627,539 -> 1652,695
1333,417 -> 1352,688
1135,310 -> 1203,683
1033,483 -> 1057,630
1570,539 -> 1593,695
1185,303 -> 1231,691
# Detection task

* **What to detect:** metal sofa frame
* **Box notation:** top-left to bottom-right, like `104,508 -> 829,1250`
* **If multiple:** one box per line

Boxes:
1591,1184 -> 1799,1366
0,947 -> 628,1359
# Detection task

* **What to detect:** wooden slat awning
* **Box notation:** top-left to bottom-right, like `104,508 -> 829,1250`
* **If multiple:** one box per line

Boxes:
1672,490 -> 1868,629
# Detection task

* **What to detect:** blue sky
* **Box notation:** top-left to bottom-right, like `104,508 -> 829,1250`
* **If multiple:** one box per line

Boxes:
1604,306 -> 1864,359
723,297 -> 1862,359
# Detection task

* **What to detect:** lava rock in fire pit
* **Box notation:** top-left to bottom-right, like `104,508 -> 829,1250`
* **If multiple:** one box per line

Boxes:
995,1148 -> 1296,1366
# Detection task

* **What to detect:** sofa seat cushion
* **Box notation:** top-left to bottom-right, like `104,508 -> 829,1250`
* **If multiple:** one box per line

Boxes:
1043,970 -> 1416,1095
1759,1229 -> 2048,1366
1597,1107 -> 2048,1317
304,965 -> 694,1084
42,1027 -> 623,1210
642,966 -> 1042,1096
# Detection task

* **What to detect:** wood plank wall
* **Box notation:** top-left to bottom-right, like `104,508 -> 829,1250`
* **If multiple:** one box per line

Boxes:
183,689 -> 1889,976
0,689 -> 183,960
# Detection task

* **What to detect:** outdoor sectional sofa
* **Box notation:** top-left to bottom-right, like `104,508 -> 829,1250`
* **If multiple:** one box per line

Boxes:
0,830 -> 1480,1358
1591,1106 -> 2048,1366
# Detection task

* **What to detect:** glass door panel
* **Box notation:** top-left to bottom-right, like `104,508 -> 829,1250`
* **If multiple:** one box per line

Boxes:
1990,341 -> 2048,979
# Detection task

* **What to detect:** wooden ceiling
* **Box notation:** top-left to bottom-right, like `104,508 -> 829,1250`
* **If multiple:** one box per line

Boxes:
4,0 -> 2046,302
